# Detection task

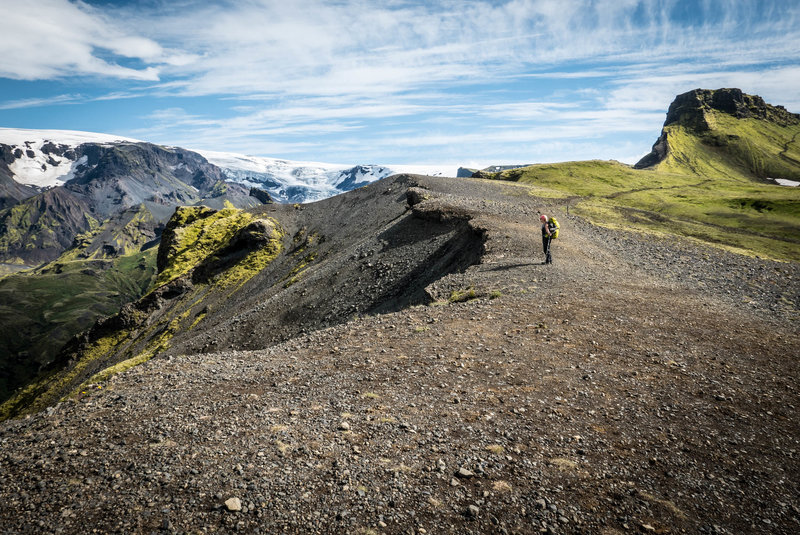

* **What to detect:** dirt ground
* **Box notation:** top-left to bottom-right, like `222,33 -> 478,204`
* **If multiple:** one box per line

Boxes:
1,175 -> 798,534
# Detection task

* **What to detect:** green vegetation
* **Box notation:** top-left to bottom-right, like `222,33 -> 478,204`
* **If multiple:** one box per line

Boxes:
0,330 -> 130,420
156,206 -> 257,285
449,287 -> 478,303
60,205 -> 154,262
0,248 -> 157,402
1,204 -> 285,419
485,108 -> 800,261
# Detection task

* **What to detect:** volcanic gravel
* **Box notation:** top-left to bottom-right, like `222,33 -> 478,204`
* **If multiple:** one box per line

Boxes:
1,175 -> 798,534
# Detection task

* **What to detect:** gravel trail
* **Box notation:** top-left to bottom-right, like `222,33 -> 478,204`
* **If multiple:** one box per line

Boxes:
1,175 -> 798,534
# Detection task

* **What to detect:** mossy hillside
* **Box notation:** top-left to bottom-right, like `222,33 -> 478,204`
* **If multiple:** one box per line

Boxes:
0,248 -> 157,402
59,205 -> 156,262
0,207 -> 285,419
0,194 -> 94,263
658,111 -> 800,182
60,212 -> 285,401
491,159 -> 800,262
156,205 -> 256,285
0,330 -> 132,420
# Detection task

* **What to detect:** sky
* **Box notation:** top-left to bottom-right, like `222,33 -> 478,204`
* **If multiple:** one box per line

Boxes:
0,0 -> 798,167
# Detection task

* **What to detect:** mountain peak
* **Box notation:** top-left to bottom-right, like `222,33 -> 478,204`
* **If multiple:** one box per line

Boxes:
634,88 -> 800,172
663,88 -> 799,132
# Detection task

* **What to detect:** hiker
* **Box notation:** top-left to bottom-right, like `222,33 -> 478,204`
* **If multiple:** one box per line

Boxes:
539,214 -> 559,264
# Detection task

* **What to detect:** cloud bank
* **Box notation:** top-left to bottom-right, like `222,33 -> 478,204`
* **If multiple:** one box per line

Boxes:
0,0 -> 798,164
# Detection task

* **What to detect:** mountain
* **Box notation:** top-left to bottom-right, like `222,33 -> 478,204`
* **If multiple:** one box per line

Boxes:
198,149 -> 456,203
0,130 -> 271,398
634,87 -> 800,182
0,128 -> 457,401
0,129 -> 266,267
0,172 -> 798,534
477,89 -> 800,263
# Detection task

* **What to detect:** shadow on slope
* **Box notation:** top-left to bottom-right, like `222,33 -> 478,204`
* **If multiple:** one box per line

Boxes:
0,175 -> 487,419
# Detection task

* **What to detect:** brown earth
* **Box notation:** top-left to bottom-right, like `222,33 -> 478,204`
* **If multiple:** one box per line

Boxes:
0,175 -> 798,534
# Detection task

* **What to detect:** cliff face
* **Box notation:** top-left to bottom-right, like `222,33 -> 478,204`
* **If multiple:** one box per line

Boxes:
635,88 -> 800,170
664,88 -> 799,130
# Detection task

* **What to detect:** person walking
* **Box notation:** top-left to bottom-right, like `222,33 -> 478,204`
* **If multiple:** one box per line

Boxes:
539,214 -> 559,264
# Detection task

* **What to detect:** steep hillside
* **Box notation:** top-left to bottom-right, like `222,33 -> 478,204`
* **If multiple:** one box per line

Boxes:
0,247 -> 157,401
0,175 -> 484,418
476,89 -> 800,262
635,88 -> 800,181
0,174 -> 797,534
0,133 -> 271,404
0,134 -> 266,266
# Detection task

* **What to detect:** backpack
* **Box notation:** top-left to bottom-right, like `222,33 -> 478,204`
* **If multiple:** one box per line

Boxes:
547,217 -> 560,239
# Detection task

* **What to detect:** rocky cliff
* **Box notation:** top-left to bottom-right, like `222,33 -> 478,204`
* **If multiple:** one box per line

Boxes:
635,88 -> 800,171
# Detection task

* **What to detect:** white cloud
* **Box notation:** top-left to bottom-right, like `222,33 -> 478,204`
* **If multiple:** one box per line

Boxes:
1,0 -> 798,164
0,0 -> 189,80
0,93 -> 83,110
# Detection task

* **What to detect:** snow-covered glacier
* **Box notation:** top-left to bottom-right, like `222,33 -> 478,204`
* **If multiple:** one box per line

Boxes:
197,150 -> 457,203
0,128 -> 457,203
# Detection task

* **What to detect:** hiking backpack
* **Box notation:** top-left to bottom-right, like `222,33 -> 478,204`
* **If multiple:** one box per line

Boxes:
547,217 -> 560,239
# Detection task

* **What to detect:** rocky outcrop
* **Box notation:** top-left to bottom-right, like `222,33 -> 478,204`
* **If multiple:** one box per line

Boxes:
249,187 -> 273,204
635,88 -> 800,169
633,131 -> 668,169
0,146 -> 37,211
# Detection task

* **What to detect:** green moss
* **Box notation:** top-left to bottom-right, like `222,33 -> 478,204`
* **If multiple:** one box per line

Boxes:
156,207 -> 256,286
0,331 -> 130,420
210,181 -> 228,197
449,287 -> 478,303
219,238 -> 283,289
284,252 -> 317,288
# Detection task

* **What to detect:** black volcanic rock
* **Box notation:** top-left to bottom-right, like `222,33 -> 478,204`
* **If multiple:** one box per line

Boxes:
249,187 -> 273,204
633,131 -> 668,169
0,156 -> 36,211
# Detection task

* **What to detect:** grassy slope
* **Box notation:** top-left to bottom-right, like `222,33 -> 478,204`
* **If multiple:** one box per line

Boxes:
0,248 -> 157,401
0,206 -> 284,419
491,111 -> 800,262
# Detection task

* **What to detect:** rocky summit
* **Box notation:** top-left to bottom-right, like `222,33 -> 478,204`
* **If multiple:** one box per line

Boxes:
0,173 -> 798,534
635,88 -> 800,172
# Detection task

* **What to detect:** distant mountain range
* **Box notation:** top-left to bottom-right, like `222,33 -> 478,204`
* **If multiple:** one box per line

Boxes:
0,128 -> 455,204
196,149 -> 455,203
0,128 -> 458,266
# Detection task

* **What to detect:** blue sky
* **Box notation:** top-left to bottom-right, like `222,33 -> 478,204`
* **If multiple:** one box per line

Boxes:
0,0 -> 798,167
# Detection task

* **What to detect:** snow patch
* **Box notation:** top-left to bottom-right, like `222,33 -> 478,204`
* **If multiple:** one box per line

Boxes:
769,177 -> 800,187
0,127 -> 138,189
0,127 -> 140,147
9,149 -> 88,189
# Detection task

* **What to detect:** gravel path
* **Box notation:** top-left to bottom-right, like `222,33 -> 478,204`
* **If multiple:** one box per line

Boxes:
1,175 -> 798,534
